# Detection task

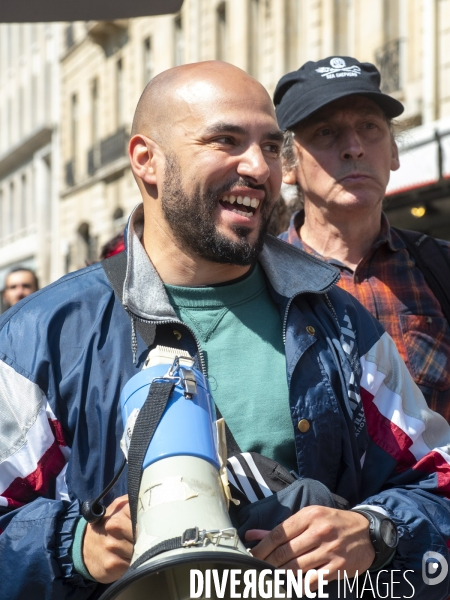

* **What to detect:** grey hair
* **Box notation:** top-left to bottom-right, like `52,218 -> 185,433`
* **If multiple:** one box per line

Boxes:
280,131 -> 303,208
281,130 -> 298,172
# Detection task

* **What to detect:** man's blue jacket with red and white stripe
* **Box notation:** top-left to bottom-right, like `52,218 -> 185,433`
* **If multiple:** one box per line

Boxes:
0,204 -> 449,599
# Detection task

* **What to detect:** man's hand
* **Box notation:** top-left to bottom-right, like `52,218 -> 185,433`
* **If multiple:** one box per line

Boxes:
246,506 -> 375,590
83,495 -> 134,583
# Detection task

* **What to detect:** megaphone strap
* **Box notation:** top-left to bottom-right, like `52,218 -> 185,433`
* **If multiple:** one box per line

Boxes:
127,379 -> 176,540
129,534 -> 186,571
129,526 -> 240,571
129,527 -> 199,571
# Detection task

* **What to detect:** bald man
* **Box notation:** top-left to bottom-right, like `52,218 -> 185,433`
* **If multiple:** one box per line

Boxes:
1,62 -> 449,600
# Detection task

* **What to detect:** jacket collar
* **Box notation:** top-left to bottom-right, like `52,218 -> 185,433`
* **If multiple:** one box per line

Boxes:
122,203 -> 340,321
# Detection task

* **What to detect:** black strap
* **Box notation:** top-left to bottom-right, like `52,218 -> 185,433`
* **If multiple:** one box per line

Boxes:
129,526 -> 200,570
393,228 -> 450,325
102,252 -> 156,346
127,380 -> 175,540
130,536 -> 183,570
101,251 -> 242,458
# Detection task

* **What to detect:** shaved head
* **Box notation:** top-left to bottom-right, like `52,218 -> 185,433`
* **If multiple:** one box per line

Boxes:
129,60 -> 283,285
131,61 -> 274,147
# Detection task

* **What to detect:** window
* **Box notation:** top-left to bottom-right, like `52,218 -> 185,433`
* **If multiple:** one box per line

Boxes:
9,181 -> 15,236
116,59 -> 125,127
375,0 -> 401,93
0,189 -> 3,242
18,87 -> 24,138
334,0 -> 348,55
71,93 -> 78,173
143,37 -> 153,86
174,15 -> 184,66
65,24 -> 75,50
249,0 -> 261,78
31,74 -> 37,129
113,207 -> 124,222
45,62 -> 52,122
113,207 -> 125,232
285,0 -> 300,71
7,97 -> 12,146
77,222 -> 98,266
31,23 -> 37,45
18,24 -> 25,57
91,78 -> 100,144
21,174 -> 27,231
383,0 -> 399,43
7,25 -> 12,69
216,2 -> 227,61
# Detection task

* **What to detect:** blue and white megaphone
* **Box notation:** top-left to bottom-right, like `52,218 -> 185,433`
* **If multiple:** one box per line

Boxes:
100,346 -> 273,600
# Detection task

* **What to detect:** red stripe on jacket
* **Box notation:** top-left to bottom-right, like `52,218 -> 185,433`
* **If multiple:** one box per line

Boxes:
361,386 -> 450,495
1,440 -> 66,507
361,386 -> 416,470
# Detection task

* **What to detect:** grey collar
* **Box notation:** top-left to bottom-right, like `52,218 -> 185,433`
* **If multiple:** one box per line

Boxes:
122,203 -> 339,320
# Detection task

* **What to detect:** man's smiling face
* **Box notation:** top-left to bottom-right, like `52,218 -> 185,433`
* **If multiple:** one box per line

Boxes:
157,74 -> 284,264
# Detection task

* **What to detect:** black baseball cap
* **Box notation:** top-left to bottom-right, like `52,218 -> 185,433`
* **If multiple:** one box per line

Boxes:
274,56 -> 404,131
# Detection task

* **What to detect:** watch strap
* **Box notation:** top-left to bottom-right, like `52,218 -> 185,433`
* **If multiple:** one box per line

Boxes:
352,508 -> 397,572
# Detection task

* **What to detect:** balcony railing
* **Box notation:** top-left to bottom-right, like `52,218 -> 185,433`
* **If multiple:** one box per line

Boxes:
100,127 -> 128,165
87,127 -> 128,177
375,39 -> 401,94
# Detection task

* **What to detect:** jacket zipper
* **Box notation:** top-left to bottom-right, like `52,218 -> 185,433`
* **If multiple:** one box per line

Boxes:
282,296 -> 297,344
126,308 -> 207,376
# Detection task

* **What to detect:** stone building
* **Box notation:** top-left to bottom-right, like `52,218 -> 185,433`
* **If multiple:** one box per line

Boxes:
2,0 -> 450,281
0,22 -> 61,301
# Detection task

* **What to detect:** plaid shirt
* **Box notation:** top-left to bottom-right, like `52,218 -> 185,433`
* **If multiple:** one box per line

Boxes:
280,211 -> 450,421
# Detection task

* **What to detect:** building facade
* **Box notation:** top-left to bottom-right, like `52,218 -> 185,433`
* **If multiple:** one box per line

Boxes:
0,22 -> 61,303
2,0 -> 450,284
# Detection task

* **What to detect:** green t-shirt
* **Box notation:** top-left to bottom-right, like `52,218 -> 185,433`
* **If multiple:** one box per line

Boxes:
164,264 -> 296,472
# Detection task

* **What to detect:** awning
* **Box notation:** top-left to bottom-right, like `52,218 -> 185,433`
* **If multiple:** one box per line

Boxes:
387,116 -> 450,196
0,0 -> 183,22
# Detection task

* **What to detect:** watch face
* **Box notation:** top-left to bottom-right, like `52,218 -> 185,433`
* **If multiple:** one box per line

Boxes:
380,519 -> 398,548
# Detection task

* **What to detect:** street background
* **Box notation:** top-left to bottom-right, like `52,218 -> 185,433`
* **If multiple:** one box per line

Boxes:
0,0 -> 449,304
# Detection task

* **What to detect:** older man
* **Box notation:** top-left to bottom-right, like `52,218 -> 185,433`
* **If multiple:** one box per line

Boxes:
0,61 -> 449,600
277,56 -> 450,421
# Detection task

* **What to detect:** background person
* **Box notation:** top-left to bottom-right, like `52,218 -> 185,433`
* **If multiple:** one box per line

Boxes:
2,266 -> 39,310
99,232 -> 125,260
276,56 -> 450,421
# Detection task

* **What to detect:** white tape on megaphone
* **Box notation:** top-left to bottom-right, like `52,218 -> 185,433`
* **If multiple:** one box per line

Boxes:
100,346 -> 277,600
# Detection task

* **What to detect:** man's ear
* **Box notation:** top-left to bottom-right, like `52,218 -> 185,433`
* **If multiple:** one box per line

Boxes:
129,134 -> 162,186
390,138 -> 400,172
282,168 -> 298,185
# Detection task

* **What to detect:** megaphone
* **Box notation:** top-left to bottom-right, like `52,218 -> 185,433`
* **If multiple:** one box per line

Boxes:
100,346 -> 276,600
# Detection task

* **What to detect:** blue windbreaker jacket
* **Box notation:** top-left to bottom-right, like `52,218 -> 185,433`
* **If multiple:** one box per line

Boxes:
0,204 -> 449,599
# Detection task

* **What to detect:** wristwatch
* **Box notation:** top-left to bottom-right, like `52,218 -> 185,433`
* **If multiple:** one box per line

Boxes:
352,508 -> 399,571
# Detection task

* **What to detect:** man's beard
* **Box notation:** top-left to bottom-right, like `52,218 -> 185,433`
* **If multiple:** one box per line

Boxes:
160,154 -> 275,266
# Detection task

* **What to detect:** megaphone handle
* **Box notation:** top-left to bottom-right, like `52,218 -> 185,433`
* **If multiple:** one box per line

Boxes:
81,457 -> 127,523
